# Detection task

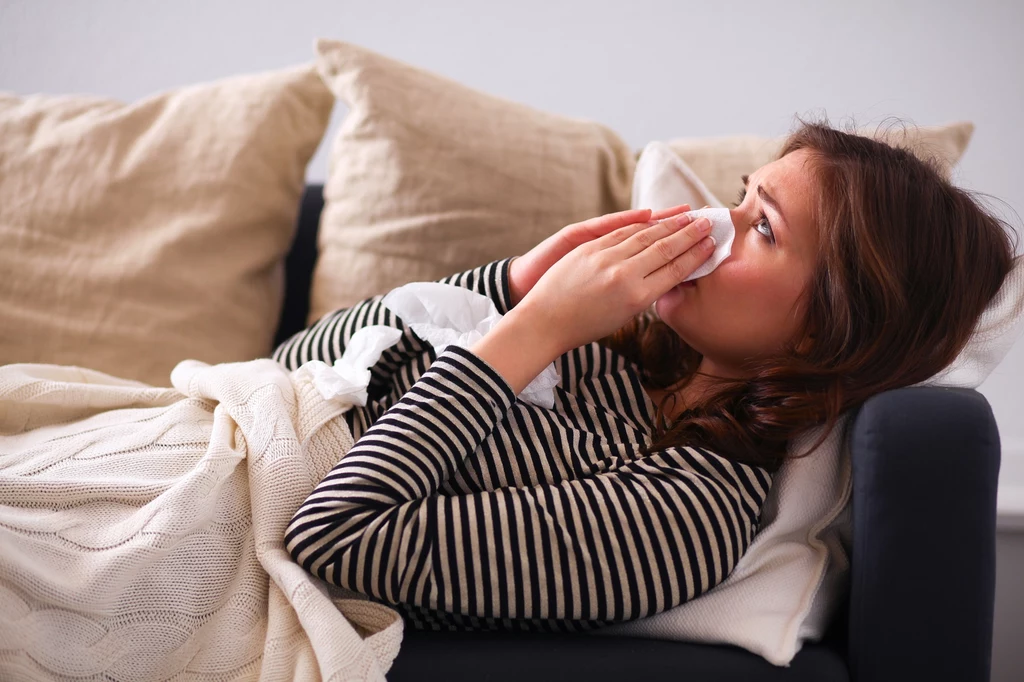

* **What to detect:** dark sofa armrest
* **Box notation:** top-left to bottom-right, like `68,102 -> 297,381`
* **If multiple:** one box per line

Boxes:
848,386 -> 1000,682
274,184 -> 324,348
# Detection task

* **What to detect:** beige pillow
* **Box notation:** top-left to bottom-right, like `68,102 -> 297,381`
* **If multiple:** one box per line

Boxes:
663,121 -> 974,206
0,65 -> 334,387
309,38 -> 636,322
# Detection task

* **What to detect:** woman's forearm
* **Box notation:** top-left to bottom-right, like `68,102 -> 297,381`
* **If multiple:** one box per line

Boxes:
468,306 -> 563,396
507,255 -> 526,308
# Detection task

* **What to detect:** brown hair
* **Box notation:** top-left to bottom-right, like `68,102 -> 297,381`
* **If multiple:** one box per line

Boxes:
601,116 -> 1019,472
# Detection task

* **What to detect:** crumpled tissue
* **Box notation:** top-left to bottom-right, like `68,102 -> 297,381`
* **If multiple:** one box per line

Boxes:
382,282 -> 561,408
299,325 -> 404,407
676,207 -> 736,282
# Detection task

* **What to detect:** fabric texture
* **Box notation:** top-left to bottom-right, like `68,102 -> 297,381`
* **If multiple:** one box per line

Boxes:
845,386 -> 1000,682
615,137 -> 1021,666
380,281 -> 561,407
307,39 -> 635,322
658,120 -> 975,209
0,64 -> 334,387
274,259 -> 772,632
0,358 -> 402,681
918,255 -> 1024,388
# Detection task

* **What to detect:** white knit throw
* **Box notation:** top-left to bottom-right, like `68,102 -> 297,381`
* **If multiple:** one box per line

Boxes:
0,359 -> 404,681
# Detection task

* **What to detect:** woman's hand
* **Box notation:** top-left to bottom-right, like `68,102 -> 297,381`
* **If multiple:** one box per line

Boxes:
512,211 -> 716,356
507,204 -> 693,307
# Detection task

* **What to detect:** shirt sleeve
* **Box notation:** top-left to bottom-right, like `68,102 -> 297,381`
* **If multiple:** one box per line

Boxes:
284,345 -> 773,626
272,257 -> 516,394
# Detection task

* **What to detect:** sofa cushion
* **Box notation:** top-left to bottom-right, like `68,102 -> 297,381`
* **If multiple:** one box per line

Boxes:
659,121 -> 974,208
0,65 -> 333,387
387,628 -> 849,682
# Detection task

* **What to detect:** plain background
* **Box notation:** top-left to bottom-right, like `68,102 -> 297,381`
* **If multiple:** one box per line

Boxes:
1,1 -> 1021,679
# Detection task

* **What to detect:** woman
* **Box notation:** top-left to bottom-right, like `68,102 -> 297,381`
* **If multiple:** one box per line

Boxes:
273,119 -> 1017,633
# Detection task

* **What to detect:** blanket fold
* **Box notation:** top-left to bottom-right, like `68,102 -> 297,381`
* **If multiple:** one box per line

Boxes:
0,359 -> 403,682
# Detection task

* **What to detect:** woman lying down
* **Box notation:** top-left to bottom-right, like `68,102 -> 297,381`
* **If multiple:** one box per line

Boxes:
273,120 -> 1017,632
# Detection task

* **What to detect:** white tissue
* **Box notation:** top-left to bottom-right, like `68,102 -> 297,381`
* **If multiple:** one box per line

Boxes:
632,140 -> 735,281
382,282 -> 561,408
676,207 -> 736,281
301,325 -> 404,407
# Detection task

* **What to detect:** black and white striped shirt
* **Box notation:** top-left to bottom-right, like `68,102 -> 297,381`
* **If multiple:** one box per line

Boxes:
273,257 -> 772,633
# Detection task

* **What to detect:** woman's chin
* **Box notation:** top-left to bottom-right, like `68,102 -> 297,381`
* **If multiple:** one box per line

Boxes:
653,296 -> 692,346
656,281 -> 695,316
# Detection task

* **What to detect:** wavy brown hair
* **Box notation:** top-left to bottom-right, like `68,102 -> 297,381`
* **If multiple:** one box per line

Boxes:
601,117 -> 1019,473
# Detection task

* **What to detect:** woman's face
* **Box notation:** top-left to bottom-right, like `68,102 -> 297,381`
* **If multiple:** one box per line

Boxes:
654,148 -> 820,375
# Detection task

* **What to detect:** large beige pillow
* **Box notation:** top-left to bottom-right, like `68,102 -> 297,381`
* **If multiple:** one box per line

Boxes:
663,121 -> 974,206
0,65 -> 334,387
309,38 -> 635,322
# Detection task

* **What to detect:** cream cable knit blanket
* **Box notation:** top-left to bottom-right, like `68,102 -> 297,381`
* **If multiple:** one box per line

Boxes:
0,359 -> 403,681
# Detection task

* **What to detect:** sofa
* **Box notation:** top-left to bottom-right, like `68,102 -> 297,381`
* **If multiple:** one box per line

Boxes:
274,185 -> 1001,682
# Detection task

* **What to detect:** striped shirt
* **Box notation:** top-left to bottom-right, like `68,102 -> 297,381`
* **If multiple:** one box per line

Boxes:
273,257 -> 772,633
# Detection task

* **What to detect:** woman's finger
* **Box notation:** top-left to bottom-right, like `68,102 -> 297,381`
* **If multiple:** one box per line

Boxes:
571,208 -> 653,241
644,229 -> 717,295
649,204 -> 691,221
601,213 -> 695,255
631,215 -> 713,273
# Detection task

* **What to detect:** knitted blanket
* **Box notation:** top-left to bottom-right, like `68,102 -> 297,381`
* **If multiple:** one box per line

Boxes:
0,359 -> 403,681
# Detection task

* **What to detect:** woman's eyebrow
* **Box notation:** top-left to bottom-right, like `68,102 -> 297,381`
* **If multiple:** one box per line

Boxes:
743,174 -> 787,227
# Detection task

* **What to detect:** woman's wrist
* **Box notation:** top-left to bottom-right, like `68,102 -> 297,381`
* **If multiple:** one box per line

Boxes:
507,256 -> 526,308
468,307 -> 563,396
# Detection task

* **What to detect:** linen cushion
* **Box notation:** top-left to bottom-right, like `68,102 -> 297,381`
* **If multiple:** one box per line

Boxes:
0,64 -> 334,386
660,120 -> 974,207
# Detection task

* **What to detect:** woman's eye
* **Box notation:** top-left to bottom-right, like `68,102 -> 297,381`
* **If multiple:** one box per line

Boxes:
756,214 -> 776,244
733,184 -> 776,245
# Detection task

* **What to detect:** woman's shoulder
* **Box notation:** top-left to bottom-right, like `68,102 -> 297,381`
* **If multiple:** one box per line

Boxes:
632,443 -> 774,507
562,341 -> 635,374
646,442 -> 773,475
554,342 -> 656,420
559,342 -> 650,399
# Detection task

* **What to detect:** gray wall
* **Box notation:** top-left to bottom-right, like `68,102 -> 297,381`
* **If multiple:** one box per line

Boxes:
2,0 -> 1022,678
994,530 -> 1024,682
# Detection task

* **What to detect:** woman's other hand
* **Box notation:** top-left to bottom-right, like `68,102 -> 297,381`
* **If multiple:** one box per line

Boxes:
507,204 -> 692,307
514,211 -> 716,356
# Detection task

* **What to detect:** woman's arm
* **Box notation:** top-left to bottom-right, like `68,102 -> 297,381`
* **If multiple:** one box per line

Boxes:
273,205 -> 697,378
284,342 -> 772,625
272,257 -> 517,389
286,207 -> 747,624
